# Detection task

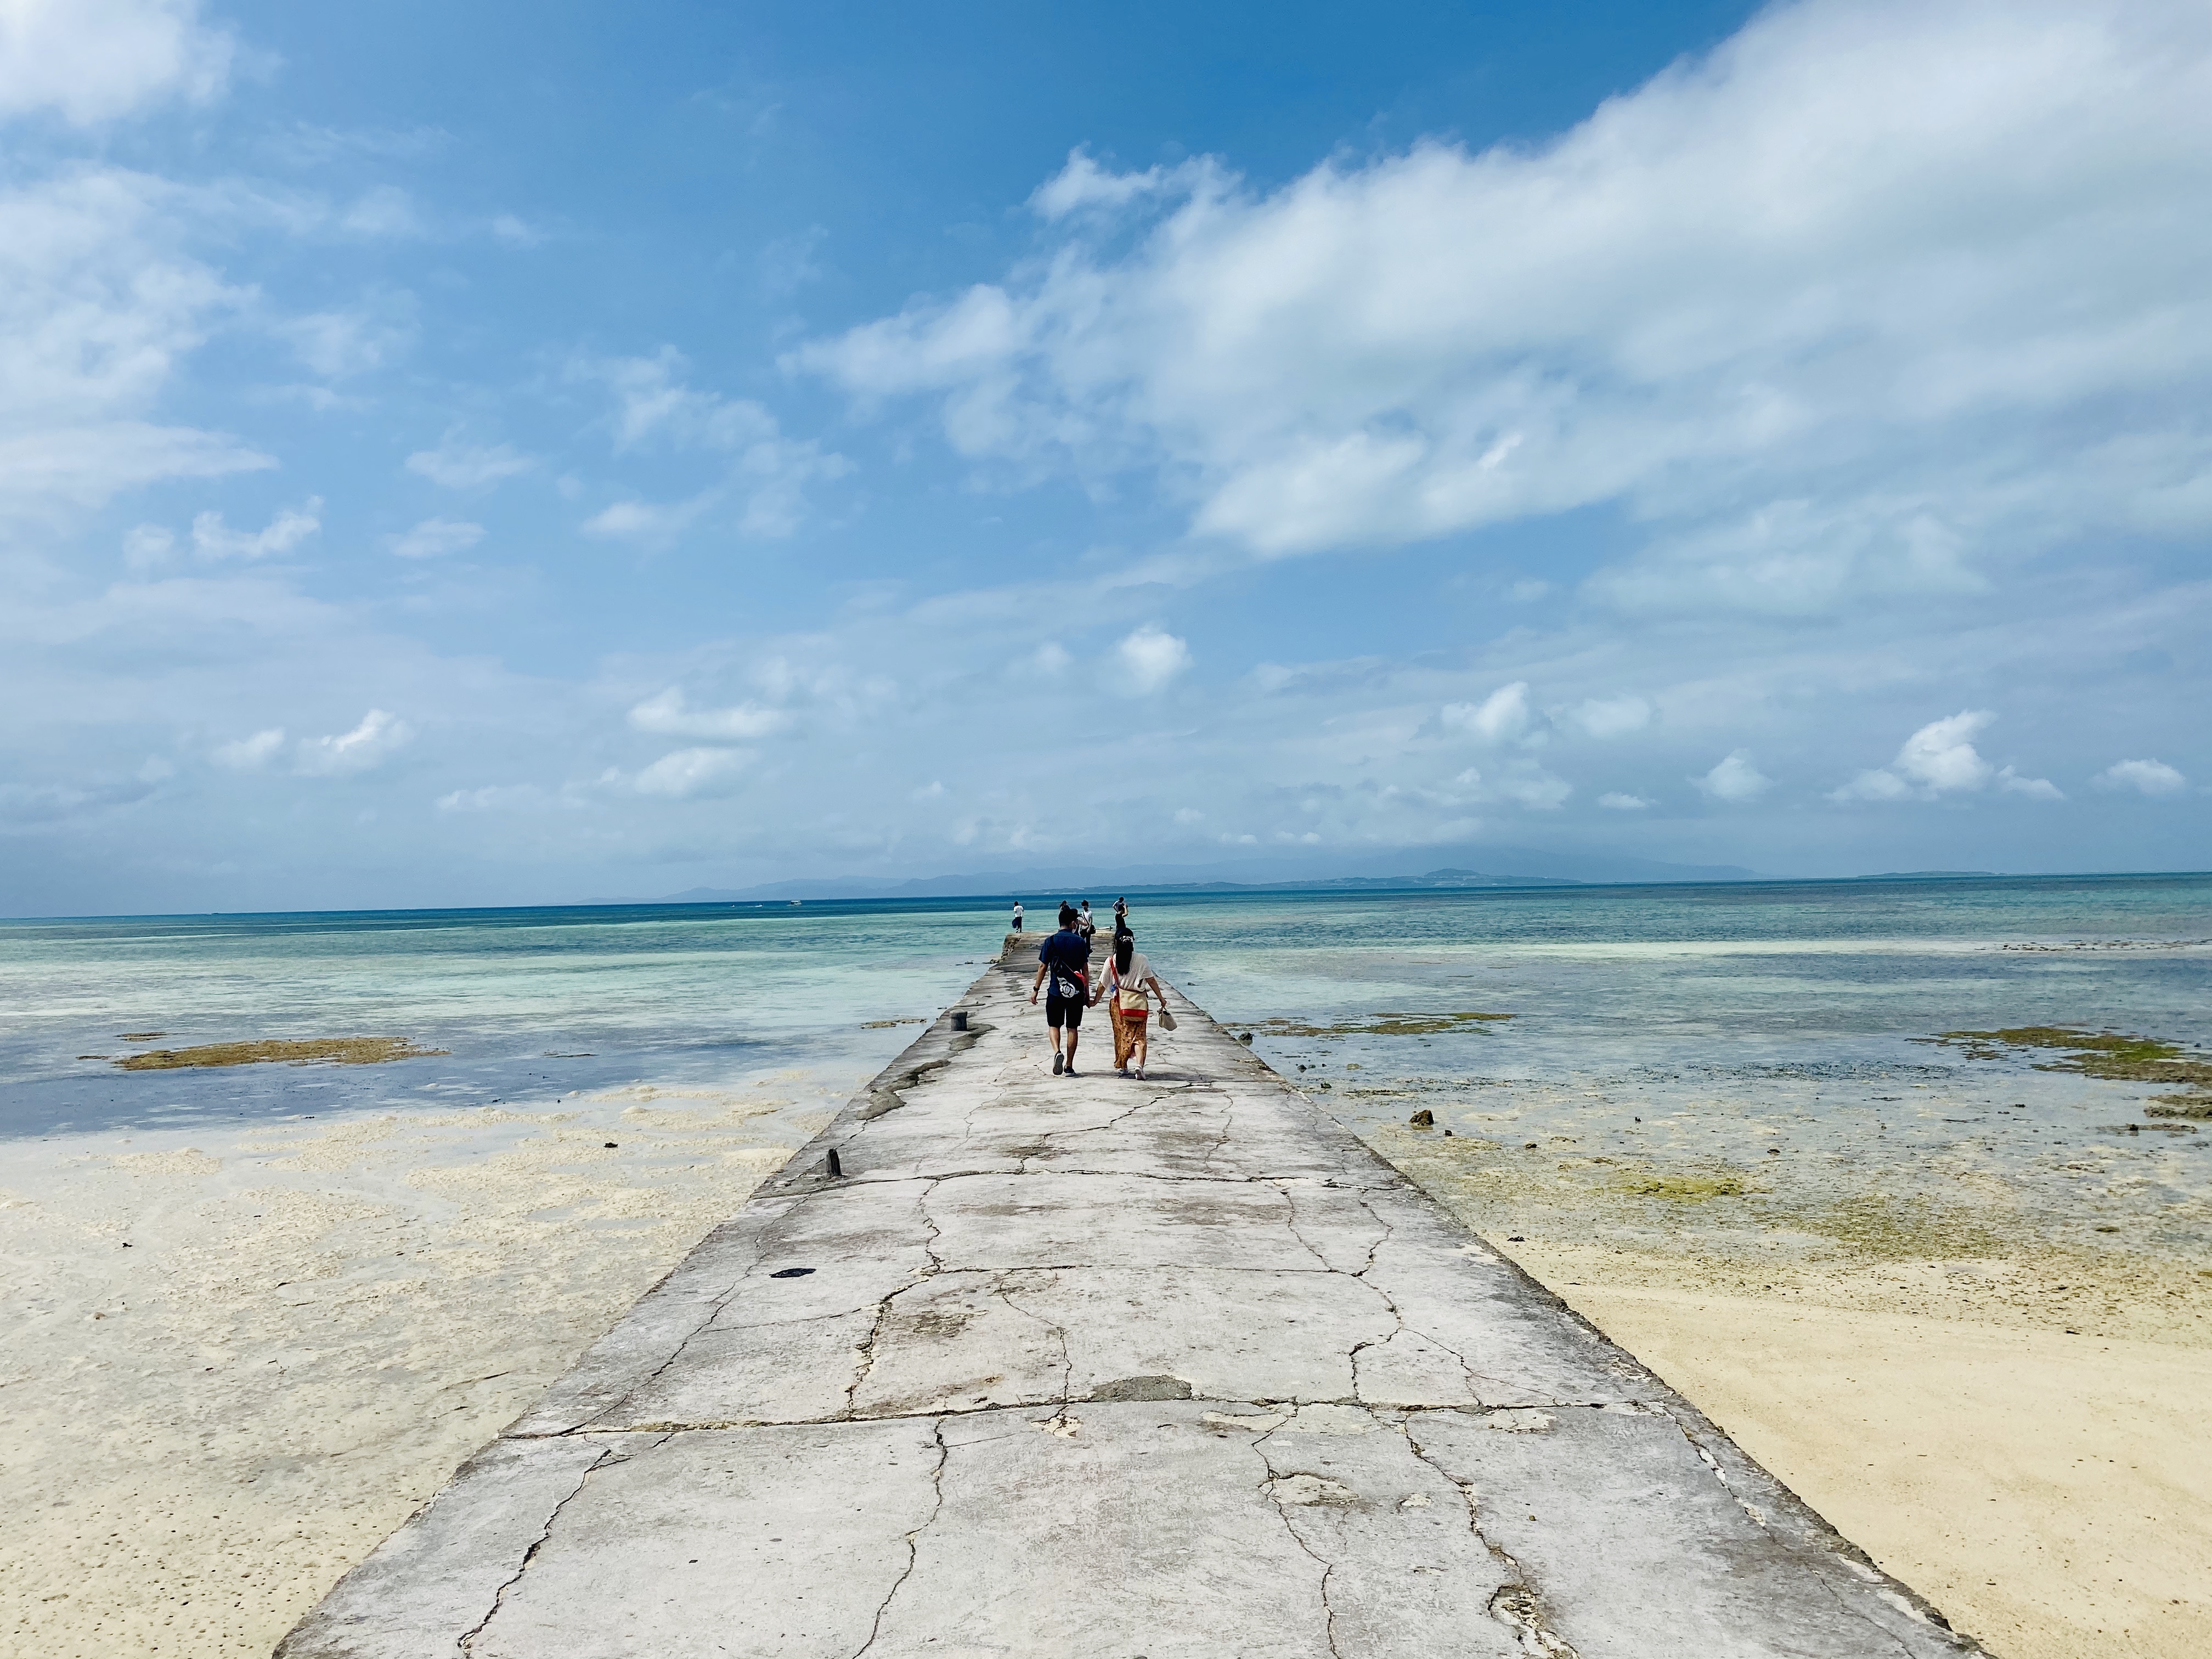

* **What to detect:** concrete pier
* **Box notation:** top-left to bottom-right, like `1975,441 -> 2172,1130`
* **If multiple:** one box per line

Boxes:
279,947 -> 1988,1658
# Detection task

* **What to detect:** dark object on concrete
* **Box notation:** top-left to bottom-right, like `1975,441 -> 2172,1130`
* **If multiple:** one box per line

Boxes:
1410,1109 -> 1435,1128
1090,1375 -> 1193,1402
769,1268 -> 816,1279
952,1010 -> 969,1031
826,1147 -> 844,1177
604,1142 -> 618,1149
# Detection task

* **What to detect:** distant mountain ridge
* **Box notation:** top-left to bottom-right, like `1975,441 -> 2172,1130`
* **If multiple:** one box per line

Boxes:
592,847 -> 1763,905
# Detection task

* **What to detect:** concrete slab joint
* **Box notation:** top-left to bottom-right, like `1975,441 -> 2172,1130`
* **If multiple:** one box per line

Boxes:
278,952 -> 1991,1659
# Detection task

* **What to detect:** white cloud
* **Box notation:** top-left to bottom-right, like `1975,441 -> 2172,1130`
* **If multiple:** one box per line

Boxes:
122,522 -> 174,569
404,434 -> 537,490
191,497 -> 321,561
212,726 -> 283,769
1598,792 -> 1650,810
0,167 -> 269,522
1833,710 -> 2061,803
295,709 -> 411,776
337,186 -> 423,239
1495,768 -> 1571,810
802,1 -> 2212,615
389,517 -> 484,560
278,298 -> 417,378
634,746 -> 751,798
628,688 -> 787,740
0,0 -> 233,125
1442,681 -> 1534,743
1029,148 -> 1216,221
1573,693 -> 1651,740
1997,767 -> 2065,802
2095,758 -> 2188,797
582,495 -> 712,545
572,349 -> 852,539
1116,624 -> 1190,693
1697,750 -> 1770,803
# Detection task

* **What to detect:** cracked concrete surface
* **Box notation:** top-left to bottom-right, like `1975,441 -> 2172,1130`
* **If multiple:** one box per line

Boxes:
278,949 -> 1990,1658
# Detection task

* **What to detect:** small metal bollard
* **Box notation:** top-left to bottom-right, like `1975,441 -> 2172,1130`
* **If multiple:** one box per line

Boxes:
826,1148 -> 843,1178
951,1010 -> 969,1032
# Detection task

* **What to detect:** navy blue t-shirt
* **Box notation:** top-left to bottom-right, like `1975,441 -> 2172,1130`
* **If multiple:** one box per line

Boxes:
1039,929 -> 1091,996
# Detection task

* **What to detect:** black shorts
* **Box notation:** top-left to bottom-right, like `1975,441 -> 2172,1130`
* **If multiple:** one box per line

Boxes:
1045,991 -> 1085,1029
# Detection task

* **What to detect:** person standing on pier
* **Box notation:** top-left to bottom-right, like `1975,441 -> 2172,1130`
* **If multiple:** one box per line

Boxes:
1096,930 -> 1166,1078
1011,900 -> 1023,934
1029,903 -> 1091,1075
1076,900 -> 1096,946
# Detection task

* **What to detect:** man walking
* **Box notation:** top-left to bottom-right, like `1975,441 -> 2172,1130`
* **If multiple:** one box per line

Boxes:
1029,902 -> 1091,1075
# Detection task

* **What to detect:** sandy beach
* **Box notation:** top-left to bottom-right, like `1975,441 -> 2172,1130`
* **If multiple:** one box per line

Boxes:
1379,1126 -> 2212,1659
0,1076 -> 848,1658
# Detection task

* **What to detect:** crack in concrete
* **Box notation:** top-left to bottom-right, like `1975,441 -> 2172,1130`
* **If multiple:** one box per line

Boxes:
846,1417 -> 950,1659
1244,1430 -> 1346,1659
845,1183 -> 946,1415
991,1271 -> 1075,1405
457,1436 -> 659,1655
1397,1415 -> 1580,1658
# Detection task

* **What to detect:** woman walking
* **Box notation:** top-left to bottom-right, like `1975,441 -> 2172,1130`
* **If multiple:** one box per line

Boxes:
1094,930 -> 1166,1078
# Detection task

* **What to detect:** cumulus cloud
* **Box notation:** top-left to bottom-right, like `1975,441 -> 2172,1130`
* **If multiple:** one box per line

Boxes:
628,688 -> 787,740
212,727 -> 283,769
1833,710 -> 2059,802
295,709 -> 411,776
191,498 -> 321,561
404,434 -> 536,490
1116,624 -> 1190,693
1696,750 -> 1770,803
800,1 -> 2212,614
390,517 -> 483,560
1598,792 -> 1650,810
1442,681 -> 1536,744
2095,758 -> 2188,797
0,0 -> 234,125
634,746 -> 751,798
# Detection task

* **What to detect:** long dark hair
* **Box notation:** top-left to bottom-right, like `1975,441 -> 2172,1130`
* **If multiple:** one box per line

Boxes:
1114,932 -> 1133,974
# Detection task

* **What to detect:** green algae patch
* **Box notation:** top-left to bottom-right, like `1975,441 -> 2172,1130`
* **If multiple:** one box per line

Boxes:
2147,1094 -> 2212,1120
115,1037 -> 446,1070
1928,1025 -> 2212,1111
1255,1011 -> 1514,1038
1802,1193 -> 2006,1261
1616,1172 -> 1749,1201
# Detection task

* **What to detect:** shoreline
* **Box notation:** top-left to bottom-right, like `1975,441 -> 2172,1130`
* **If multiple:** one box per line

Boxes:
1373,1125 -> 2212,1659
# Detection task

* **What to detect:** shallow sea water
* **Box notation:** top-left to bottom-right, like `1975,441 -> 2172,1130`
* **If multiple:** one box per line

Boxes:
3,875 -> 2207,1250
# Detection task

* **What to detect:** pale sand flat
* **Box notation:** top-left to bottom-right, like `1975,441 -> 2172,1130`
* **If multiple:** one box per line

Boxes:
1506,1253 -> 2212,1659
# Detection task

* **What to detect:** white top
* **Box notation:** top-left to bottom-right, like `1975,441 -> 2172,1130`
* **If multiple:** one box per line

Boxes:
1110,951 -> 1152,991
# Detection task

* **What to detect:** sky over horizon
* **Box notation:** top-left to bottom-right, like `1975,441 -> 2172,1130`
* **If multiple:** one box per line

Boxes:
3,0 -> 2207,917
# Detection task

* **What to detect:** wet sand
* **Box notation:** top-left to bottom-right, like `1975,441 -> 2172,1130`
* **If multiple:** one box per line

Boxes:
0,1079 -> 843,1658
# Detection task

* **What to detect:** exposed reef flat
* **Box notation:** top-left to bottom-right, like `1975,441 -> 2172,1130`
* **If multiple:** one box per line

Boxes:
111,1037 -> 447,1070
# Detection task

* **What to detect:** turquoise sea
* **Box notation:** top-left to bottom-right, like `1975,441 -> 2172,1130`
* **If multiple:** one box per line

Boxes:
4,874 -> 2207,1246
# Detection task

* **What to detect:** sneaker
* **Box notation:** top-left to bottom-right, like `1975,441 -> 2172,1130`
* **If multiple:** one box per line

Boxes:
1064,1065 -> 1079,1077
1116,1067 -> 1131,1078
1052,1052 -> 1064,1075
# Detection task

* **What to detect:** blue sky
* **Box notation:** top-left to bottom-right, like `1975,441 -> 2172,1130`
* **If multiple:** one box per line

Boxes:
3,0 -> 2207,915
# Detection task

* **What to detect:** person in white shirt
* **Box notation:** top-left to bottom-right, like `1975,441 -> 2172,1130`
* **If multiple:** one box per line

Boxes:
1092,930 -> 1165,1078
